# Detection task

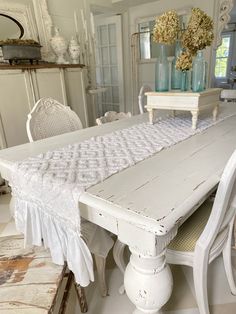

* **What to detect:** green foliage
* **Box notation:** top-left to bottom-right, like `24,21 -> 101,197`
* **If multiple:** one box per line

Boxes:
215,36 -> 230,78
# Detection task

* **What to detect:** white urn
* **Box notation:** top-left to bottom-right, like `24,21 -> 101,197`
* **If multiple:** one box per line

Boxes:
50,27 -> 68,64
68,36 -> 80,64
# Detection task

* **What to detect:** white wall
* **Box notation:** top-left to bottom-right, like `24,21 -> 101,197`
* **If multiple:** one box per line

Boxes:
47,0 -> 111,40
47,0 -> 86,40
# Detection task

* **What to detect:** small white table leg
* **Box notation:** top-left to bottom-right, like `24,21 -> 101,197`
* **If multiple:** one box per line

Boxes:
124,248 -> 173,314
213,104 -> 219,122
147,108 -> 155,124
191,110 -> 199,130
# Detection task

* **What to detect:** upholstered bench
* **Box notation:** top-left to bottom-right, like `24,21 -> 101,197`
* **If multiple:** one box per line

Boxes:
0,235 -> 88,313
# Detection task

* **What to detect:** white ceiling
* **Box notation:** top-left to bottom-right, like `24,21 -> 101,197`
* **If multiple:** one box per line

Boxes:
91,0 -> 159,15
111,0 -> 159,10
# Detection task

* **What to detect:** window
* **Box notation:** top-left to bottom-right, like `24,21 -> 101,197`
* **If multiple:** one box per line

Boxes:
137,11 -> 190,60
215,35 -> 232,78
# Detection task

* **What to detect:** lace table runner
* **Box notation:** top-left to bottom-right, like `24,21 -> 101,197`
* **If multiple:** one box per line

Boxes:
11,110 -> 236,286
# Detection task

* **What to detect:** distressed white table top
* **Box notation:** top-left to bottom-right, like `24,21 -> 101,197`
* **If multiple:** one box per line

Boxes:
0,104 -> 236,236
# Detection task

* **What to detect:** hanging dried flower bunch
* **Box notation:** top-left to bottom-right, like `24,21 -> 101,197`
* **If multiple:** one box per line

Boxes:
153,10 -> 180,45
181,8 -> 214,55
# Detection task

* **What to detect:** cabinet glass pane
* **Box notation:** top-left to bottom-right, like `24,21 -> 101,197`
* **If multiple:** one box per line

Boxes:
108,23 -> 116,45
110,46 -> 117,65
102,67 -> 110,84
103,87 -> 112,103
111,67 -> 118,83
95,47 -> 101,65
112,86 -> 119,103
99,25 -> 108,45
101,47 -> 109,65
96,67 -> 102,83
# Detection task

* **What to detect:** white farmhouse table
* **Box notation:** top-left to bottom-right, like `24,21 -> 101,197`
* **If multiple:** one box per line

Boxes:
0,103 -> 236,314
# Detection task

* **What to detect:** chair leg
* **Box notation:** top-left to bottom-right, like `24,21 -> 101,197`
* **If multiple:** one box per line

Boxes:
222,219 -> 236,295
233,217 -> 236,249
59,271 -> 74,314
74,282 -> 88,313
113,239 -> 126,294
113,239 -> 126,274
193,257 -> 209,314
94,254 -> 108,297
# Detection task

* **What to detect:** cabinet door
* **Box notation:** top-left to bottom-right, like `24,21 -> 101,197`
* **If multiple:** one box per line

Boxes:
0,70 -> 33,147
64,68 -> 89,128
32,68 -> 67,105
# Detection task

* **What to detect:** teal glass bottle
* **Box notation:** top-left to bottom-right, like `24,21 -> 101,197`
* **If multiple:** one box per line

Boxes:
181,71 -> 187,91
155,44 -> 169,92
204,61 -> 208,89
192,50 -> 205,92
171,40 -> 182,89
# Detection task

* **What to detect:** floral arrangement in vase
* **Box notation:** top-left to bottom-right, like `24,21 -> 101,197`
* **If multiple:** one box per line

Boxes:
153,8 -> 214,92
152,10 -> 180,91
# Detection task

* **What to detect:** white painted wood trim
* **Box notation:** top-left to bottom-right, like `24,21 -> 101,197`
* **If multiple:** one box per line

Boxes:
0,113 -> 7,149
80,69 -> 89,128
59,68 -> 68,106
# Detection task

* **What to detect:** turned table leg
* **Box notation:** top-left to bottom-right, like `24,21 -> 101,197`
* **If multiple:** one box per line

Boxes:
213,104 -> 219,122
124,248 -> 173,314
113,239 -> 127,294
191,110 -> 199,130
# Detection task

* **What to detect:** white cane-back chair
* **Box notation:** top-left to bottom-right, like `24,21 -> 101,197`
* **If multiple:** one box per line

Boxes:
96,111 -> 132,125
166,151 -> 236,314
26,97 -> 114,298
26,97 -> 83,142
138,85 -> 152,114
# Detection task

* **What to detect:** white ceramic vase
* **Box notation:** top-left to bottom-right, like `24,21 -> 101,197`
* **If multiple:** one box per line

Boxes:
68,36 -> 80,64
50,27 -> 68,64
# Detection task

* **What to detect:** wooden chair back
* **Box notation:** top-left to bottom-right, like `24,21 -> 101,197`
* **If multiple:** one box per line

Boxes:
196,150 -> 236,253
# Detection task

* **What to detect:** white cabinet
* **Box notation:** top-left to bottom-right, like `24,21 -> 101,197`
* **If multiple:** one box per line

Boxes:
0,65 -> 89,148
0,70 -> 32,147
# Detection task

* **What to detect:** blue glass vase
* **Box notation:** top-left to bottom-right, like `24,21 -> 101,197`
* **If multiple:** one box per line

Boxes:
155,44 -> 169,91
192,50 -> 205,92
181,71 -> 192,91
181,71 -> 188,91
171,40 -> 182,89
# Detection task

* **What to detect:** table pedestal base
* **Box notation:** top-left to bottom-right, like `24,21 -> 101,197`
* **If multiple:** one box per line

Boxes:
124,248 -> 173,314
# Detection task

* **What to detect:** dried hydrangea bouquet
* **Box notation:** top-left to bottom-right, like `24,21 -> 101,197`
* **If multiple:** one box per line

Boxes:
153,10 -> 179,91
153,8 -> 214,92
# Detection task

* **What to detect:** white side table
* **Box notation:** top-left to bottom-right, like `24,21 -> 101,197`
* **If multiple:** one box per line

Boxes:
145,88 -> 222,130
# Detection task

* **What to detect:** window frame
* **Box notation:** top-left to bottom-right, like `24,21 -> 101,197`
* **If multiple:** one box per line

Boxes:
215,32 -> 234,80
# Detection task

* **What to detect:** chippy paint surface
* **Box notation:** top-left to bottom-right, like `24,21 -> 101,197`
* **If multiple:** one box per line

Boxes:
0,103 -> 236,313
0,235 -> 63,313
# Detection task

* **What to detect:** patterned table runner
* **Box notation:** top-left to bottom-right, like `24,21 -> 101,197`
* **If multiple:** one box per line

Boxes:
11,109 -> 236,286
